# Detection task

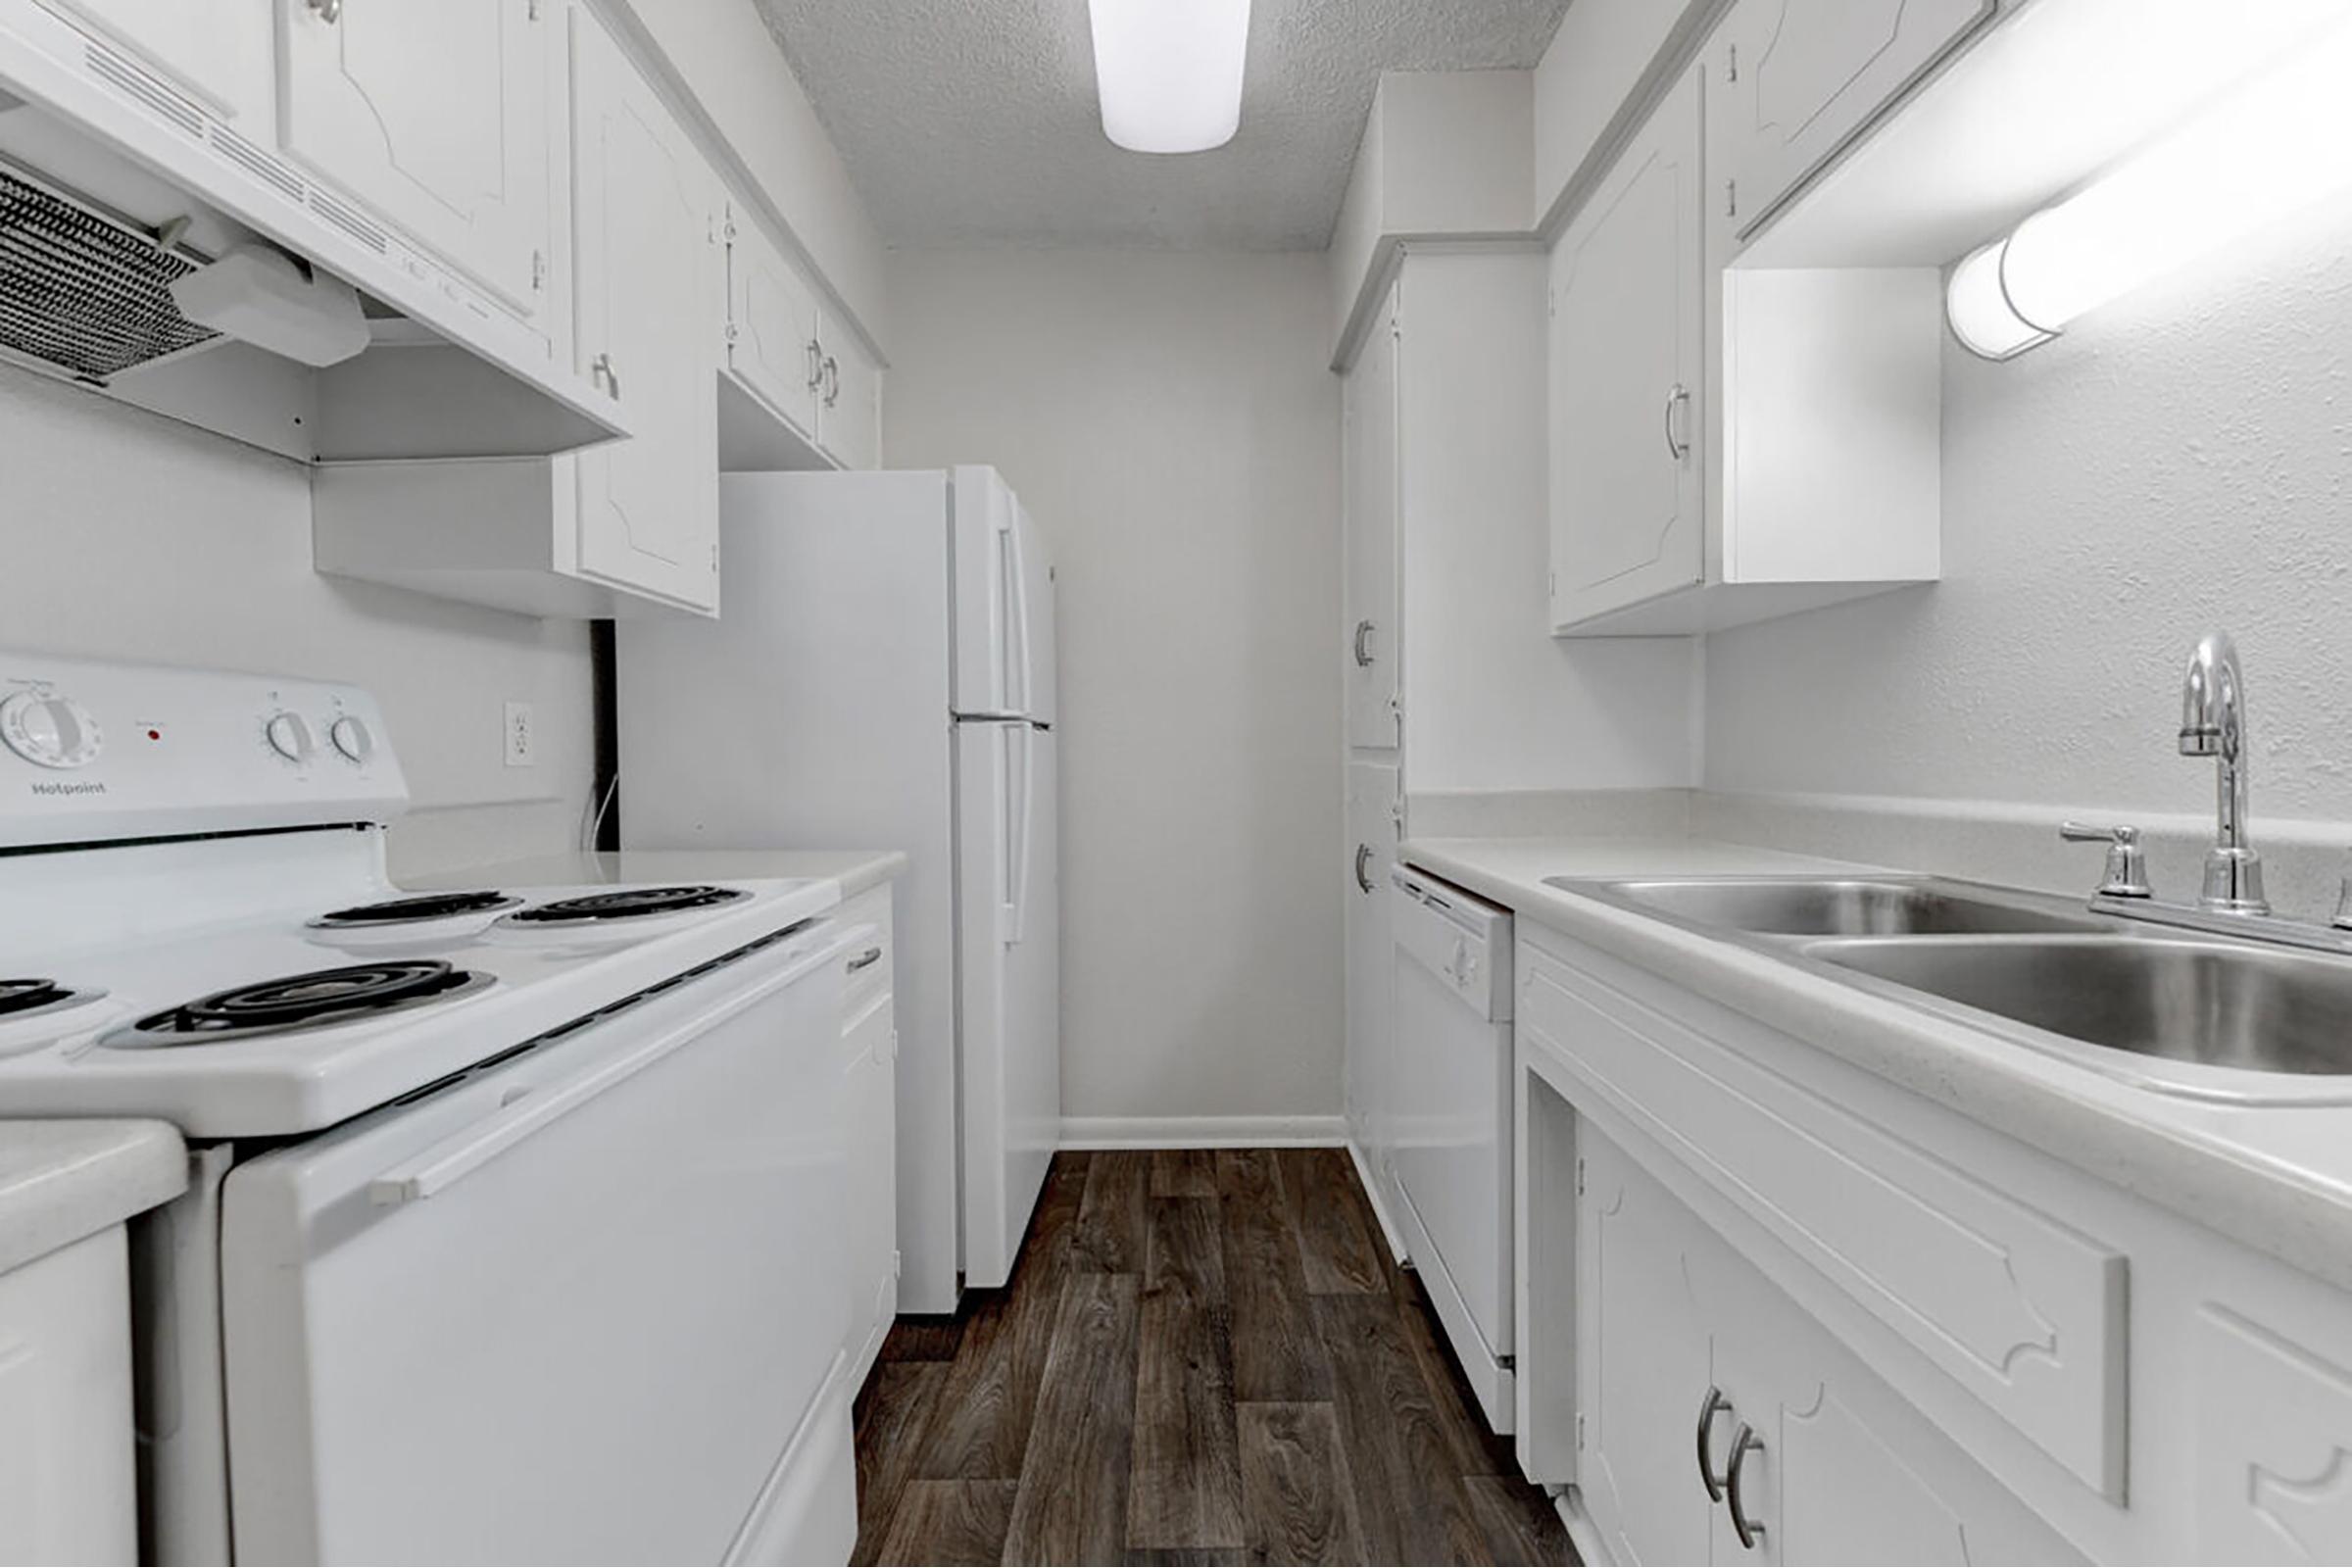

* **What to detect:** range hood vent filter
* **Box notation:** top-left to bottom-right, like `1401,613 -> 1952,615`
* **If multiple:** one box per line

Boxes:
0,164 -> 218,384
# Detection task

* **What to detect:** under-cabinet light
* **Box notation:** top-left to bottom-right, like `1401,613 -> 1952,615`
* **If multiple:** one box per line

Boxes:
1948,15 -> 2352,360
1087,0 -> 1250,155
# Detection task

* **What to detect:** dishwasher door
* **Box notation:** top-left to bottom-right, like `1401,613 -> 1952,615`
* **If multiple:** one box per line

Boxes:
1389,865 -> 1515,1434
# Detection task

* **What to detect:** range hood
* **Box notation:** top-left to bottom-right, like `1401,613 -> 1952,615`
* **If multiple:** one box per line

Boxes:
0,25 -> 624,465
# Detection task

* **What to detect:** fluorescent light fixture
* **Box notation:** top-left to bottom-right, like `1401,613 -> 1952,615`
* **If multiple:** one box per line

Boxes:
1948,13 -> 2352,360
1087,0 -> 1250,155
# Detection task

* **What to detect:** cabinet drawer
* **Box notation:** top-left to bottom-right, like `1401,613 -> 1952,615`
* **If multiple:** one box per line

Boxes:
1519,939 -> 2127,1499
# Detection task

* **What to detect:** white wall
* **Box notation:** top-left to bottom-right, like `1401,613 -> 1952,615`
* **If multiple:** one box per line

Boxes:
1705,193 -> 2352,836
0,368 -> 595,879
885,250 -> 1343,1124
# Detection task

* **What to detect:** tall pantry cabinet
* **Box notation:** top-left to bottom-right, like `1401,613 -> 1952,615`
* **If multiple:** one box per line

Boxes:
1341,249 -> 1553,1241
1342,276 -> 1401,1231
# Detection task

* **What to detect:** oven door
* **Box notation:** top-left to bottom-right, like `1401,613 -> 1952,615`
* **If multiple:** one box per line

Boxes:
218,923 -> 858,1565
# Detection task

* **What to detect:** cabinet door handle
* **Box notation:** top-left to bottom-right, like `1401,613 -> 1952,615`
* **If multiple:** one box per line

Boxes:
806,339 -> 825,392
846,946 -> 883,973
307,0 -> 343,21
1662,383 -> 1690,462
1354,844 -> 1375,894
591,351 -> 620,402
1726,1421 -> 1768,1549
1352,618 -> 1377,667
1694,1386 -> 1731,1502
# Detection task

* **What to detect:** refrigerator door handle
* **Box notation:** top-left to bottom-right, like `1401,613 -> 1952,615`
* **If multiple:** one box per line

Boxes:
1005,509 -> 1035,719
1006,723 -> 1035,947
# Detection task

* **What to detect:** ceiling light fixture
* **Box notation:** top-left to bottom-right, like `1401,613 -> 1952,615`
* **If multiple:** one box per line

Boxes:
1087,0 -> 1251,155
1948,14 -> 2352,361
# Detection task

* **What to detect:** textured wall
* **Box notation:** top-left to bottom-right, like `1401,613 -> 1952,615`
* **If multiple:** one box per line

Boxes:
1705,194 -> 2352,833
0,369 -> 596,879
885,250 -> 1343,1122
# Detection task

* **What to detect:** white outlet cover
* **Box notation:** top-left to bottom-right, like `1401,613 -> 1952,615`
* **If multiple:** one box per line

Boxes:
504,701 -> 536,767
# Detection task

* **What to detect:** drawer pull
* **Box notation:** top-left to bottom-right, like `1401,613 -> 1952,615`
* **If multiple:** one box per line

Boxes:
1695,1386 -> 1731,1502
846,946 -> 883,974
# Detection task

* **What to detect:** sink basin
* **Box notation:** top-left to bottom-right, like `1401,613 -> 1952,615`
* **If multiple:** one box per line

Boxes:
1548,877 -> 2106,937
1812,936 -> 2352,1079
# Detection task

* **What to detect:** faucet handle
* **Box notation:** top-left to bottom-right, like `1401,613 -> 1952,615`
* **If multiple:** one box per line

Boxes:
2060,821 -> 2153,899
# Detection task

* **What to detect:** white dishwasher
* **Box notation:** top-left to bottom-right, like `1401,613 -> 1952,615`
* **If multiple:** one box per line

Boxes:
1389,863 -> 1514,1433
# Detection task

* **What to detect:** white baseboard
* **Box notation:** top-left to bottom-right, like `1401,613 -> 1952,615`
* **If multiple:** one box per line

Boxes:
1058,1114 -> 1348,1151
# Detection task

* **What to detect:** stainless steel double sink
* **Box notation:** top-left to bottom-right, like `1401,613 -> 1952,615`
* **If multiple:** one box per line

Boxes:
1544,875 -> 2352,1102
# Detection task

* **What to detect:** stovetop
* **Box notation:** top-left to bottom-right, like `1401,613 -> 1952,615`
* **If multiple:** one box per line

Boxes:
0,868 -> 842,1137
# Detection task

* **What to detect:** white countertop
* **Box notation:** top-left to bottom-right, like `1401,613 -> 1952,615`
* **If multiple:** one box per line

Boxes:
412,849 -> 908,903
0,1120 -> 185,1276
1404,834 -> 2352,1296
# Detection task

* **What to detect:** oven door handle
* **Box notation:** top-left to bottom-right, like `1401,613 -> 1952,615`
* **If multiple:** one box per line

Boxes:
367,933 -> 835,1206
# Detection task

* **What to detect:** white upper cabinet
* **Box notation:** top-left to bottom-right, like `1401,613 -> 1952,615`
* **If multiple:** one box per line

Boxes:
277,0 -> 558,318
720,205 -> 882,471
1712,0 -> 1995,244
816,318 -> 879,470
1547,68 -> 1703,632
724,208 -> 823,443
43,0 -> 273,123
1345,280 -> 1400,750
570,2 -> 721,612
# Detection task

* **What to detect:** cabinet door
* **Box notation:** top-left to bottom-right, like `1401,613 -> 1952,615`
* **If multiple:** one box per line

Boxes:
1344,761 -> 1399,1213
45,0 -> 273,123
278,0 -> 555,314
1344,283 -> 1400,750
569,6 -> 720,613
1548,69 -> 1703,631
817,321 -> 881,471
842,994 -> 898,1380
1713,0 -> 1995,241
1692,1196 -> 2080,1567
0,1229 -> 137,1565
1577,1130 -> 1715,1567
725,210 -> 822,441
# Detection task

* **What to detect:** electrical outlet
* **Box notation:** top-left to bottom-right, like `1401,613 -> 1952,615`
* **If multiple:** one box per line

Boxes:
504,701 -> 536,767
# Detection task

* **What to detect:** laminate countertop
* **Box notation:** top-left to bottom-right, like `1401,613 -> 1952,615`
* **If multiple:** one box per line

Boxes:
1404,834 -> 2352,1298
412,849 -> 908,904
0,1120 -> 185,1276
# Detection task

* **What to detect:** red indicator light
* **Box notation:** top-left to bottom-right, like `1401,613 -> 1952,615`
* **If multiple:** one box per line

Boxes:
147,729 -> 161,741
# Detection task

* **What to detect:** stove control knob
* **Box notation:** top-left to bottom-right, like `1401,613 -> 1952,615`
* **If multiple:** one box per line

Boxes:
0,690 -> 102,769
329,715 -> 373,764
265,711 -> 316,763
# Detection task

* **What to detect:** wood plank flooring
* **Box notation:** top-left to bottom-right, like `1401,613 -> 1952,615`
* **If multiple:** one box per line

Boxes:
850,1149 -> 1577,1566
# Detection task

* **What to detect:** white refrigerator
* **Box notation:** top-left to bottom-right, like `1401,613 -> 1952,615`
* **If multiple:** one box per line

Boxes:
618,466 -> 1059,1311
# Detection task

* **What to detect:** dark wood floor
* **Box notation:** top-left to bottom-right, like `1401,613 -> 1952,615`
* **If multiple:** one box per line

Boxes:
850,1148 -> 1578,1566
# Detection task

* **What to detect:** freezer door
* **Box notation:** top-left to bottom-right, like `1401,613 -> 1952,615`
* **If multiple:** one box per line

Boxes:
955,720 -> 1059,1289
218,931 -> 857,1565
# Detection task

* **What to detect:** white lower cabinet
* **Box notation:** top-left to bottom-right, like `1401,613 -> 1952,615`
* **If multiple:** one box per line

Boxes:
1343,760 -> 1401,1235
1520,916 -> 2352,1565
0,1227 -> 139,1565
837,885 -> 899,1385
1575,1123 -> 2080,1566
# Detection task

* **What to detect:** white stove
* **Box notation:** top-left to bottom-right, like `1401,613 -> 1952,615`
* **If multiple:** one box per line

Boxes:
0,650 -> 863,1565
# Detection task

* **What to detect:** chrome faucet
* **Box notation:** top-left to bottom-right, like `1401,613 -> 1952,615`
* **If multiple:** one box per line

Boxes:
2178,630 -> 2268,914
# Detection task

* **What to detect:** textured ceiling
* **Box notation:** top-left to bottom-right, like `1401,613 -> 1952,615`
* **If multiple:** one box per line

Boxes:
753,0 -> 1570,251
